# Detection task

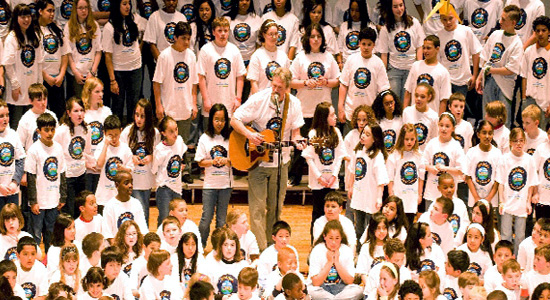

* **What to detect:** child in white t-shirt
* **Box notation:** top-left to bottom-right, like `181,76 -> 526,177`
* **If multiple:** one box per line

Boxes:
274,272 -> 307,300
522,104 -> 548,155
494,259 -> 522,300
485,100 -> 510,154
402,83 -> 439,151
0,204 -> 38,262
139,249 -> 184,299
517,218 -> 550,272
456,223 -> 494,279
448,93 -> 474,152
262,246 -> 304,298
143,0 -> 187,56
372,90 -> 403,154
312,191 -> 356,251
404,222 -> 447,280
485,240 -> 515,293
440,250 -> 471,299
226,209 -> 259,263
80,232 -> 106,277
80,266 -> 107,299
357,212 -> 389,278
160,216 -> 181,254
156,198 -> 203,253
0,259 -> 27,298
417,196 -> 456,255
228,267 -> 261,300
129,232 -> 161,297
74,191 -> 102,242
101,246 -> 133,299
533,128 -> 550,218
15,236 -> 49,299
520,245 -> 550,295
0,102 -> 26,207
261,0 -> 300,58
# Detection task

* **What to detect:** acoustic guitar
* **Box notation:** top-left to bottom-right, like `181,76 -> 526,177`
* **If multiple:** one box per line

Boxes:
229,126 -> 324,171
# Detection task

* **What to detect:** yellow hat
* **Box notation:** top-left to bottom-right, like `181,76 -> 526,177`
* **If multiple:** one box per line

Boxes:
424,0 -> 461,24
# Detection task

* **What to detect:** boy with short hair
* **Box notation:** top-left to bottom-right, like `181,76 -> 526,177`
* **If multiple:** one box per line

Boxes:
534,130 -> 550,219
429,173 -> 470,240
15,236 -> 48,300
25,112 -> 66,252
156,198 -> 203,253
102,170 -> 148,241
159,216 -> 182,254
94,114 -> 133,206
485,100 -> 511,154
312,191 -> 356,251
198,17 -> 246,118
457,272 -> 481,300
338,27 -> 390,128
487,290 -> 508,300
101,246 -> 133,299
441,249 -> 471,298
521,16 -> 550,128
129,232 -> 162,298
522,104 -> 548,154
520,245 -> 550,295
418,196 -> 456,254
80,232 -> 106,276
505,0 -> 544,46
17,83 -> 58,150
404,35 -> 452,113
495,259 -> 523,300
448,93 -> 474,151
74,190 -> 103,242
463,0 -> 504,44
0,100 -> 25,209
262,246 -> 305,298
365,238 -> 412,293
398,280 -> 423,300
476,5 -> 524,127
518,218 -> 550,272
143,0 -> 187,61
231,267 -> 260,300
485,240 -> 515,293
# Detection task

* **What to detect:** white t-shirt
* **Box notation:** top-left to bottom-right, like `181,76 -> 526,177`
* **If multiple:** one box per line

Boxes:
0,231 -> 34,262
495,283 -> 520,300
246,46 -> 291,91
349,150 -> 389,213
379,117 -> 403,154
465,145 -> 502,206
103,272 -> 134,300
402,106 -> 439,151
428,197 -> 470,240
15,260 -> 49,299
74,214 -> 104,242
534,141 -> 550,206
261,11 -> 299,54
120,125 -> 161,190
143,10 -> 188,53
340,52 -> 390,120
308,243 -> 355,284
480,30 -> 523,100
505,0 -> 545,45
3,32 -> 44,106
228,14 -> 262,61
387,150 -> 426,213
54,124 -> 93,178
155,218 -> 204,253
404,60 -> 452,113
356,242 -> 385,275
53,0 -> 73,28
422,138 -> 466,201
153,46 -> 198,121
290,51 -> 340,118
463,0 -> 504,44
517,236 -> 536,272
295,24 -> 339,55
195,133 -> 232,189
102,196 -> 149,239
203,256 -> 249,295
338,22 -> 377,63
413,0 -> 459,35
344,129 -> 360,189
418,212 -> 456,254
525,128 -> 547,155
376,18 -> 425,70
139,274 -> 184,300
263,268 -> 305,298
197,41 -> 247,117
101,22 -> 142,71
454,120 -> 474,152
257,244 -> 299,285
93,141 -> 134,205
521,44 -> 550,109
496,151 -> 538,217
312,216 -> 356,250
0,128 -> 26,195
85,106 -> 113,159
437,24 -> 483,86
520,269 -> 550,295
41,25 -> 71,77
64,22 -> 102,76
24,140 -> 66,209
365,263 -> 412,295
50,270 -> 77,290
17,109 -> 58,152
232,88 -> 305,167
456,243 -> 493,279
484,264 -> 503,293
494,125 -> 510,154
239,230 -> 260,262
152,136 -> 188,193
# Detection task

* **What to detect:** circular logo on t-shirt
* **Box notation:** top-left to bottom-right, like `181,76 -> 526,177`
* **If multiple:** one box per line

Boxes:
515,8 -> 527,30
28,3 -> 37,18
142,2 -> 154,19
508,166 -> 527,191
167,155 -> 182,178
173,61 -> 190,83
164,22 -> 177,44
346,31 -> 359,50
135,142 -> 148,161
354,67 -> 371,89
489,43 -> 505,63
443,287 -> 459,300
383,129 -> 396,152
307,62 -> 325,79
0,142 -> 15,167
210,145 -> 228,168
4,247 -> 17,261
326,265 -> 341,283
394,31 -> 411,52
433,152 -> 450,166
543,158 -> 550,181
123,263 -> 132,275
122,29 -> 133,47
527,148 -> 536,155
432,232 -> 442,245
448,214 -> 460,235
454,134 -> 465,148
105,157 -> 123,181
532,57 -> 548,80
371,256 -> 386,268
445,39 -> 462,62
400,161 -> 418,185
471,8 -> 488,29
43,34 -> 60,54
220,0 -> 231,11
431,0 -> 441,10
43,156 -> 59,181
467,262 -> 482,276
475,161 -> 492,185
181,4 -> 195,21
117,212 -> 135,228
217,274 -> 238,295
22,282 -> 37,299
21,45 -> 35,68
69,136 -> 85,160
417,73 -> 434,86
89,121 -> 104,145
233,23 -> 251,42
61,0 -> 73,20
319,147 -> 334,165
214,58 -> 231,79
98,0 -> 110,12
419,259 -> 437,272
266,117 -> 282,133
355,157 -> 367,181
262,3 -> 273,14
276,24 -> 286,46
160,290 -> 172,300
110,295 -> 121,300
414,123 -> 428,145
0,4 -> 8,25
265,61 -> 281,81
76,33 -> 92,55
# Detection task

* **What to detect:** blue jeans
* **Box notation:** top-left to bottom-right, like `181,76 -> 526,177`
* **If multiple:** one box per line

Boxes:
501,212 -> 526,255
65,174 -> 86,218
156,186 -> 181,225
482,76 -> 512,127
132,189 -> 151,225
111,68 -> 143,125
85,173 -> 99,192
30,207 -> 59,252
198,188 -> 232,247
0,194 -> 19,212
354,210 -> 371,242
388,65 -> 409,102
309,283 -> 364,300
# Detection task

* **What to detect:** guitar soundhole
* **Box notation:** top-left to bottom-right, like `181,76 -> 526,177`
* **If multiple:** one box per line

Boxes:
256,145 -> 265,153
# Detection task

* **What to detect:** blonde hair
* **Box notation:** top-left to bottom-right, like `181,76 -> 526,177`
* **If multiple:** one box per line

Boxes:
81,77 -> 104,110
485,101 -> 507,126
419,270 -> 441,298
147,250 -> 171,277
212,17 -> 230,30
273,67 -> 292,88
521,104 -> 542,124
415,83 -> 435,103
395,123 -> 420,157
458,271 -> 479,288
59,243 -> 81,292
68,0 -> 98,42
225,209 -> 246,228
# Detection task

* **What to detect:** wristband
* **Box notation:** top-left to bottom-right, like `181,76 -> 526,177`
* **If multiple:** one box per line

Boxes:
90,70 -> 97,77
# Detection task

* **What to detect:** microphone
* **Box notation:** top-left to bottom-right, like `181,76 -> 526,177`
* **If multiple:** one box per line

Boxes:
273,93 -> 280,115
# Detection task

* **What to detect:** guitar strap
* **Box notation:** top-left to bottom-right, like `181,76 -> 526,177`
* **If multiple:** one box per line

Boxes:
279,93 -> 290,142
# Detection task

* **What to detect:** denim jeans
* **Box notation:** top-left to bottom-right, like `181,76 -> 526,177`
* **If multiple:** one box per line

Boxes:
198,188 -> 232,247
156,186 -> 181,225
482,76 -> 513,127
501,212 -> 526,255
354,210 -> 371,242
309,283 -> 363,300
388,65 -> 410,102
0,194 -> 19,211
65,174 -> 86,218
85,173 -> 99,192
132,189 -> 151,225
111,68 -> 143,126
30,207 -> 59,252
